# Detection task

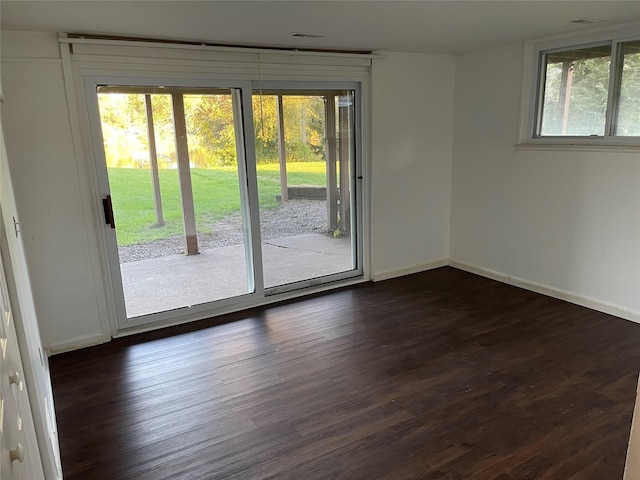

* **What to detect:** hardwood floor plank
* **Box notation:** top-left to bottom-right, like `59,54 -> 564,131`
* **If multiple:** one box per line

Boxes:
50,267 -> 640,479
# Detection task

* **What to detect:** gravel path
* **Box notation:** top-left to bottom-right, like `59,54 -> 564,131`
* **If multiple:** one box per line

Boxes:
118,199 -> 331,263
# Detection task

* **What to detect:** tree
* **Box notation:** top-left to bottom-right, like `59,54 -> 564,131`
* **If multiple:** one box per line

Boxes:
541,52 -> 610,136
98,91 -> 331,169
186,94 -> 238,167
252,95 -> 326,164
540,42 -> 640,136
97,93 -> 148,168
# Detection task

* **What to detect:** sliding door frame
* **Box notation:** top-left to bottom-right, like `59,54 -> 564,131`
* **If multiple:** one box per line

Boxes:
62,40 -> 371,338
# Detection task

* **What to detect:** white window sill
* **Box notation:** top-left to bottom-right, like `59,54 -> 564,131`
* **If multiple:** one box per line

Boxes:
515,143 -> 640,154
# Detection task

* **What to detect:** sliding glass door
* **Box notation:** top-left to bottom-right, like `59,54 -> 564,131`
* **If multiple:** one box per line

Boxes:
87,80 -> 361,328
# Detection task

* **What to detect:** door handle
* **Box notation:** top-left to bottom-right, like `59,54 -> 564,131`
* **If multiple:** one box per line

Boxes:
10,443 -> 24,463
102,195 -> 115,229
8,371 -> 21,388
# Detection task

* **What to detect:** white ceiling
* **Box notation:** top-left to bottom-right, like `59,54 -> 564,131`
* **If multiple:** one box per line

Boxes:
2,1 -> 640,55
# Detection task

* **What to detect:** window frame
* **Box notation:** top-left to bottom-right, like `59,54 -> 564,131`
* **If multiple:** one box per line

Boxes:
519,23 -> 640,148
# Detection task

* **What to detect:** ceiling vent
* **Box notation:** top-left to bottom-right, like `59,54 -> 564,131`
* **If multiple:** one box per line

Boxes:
571,19 -> 606,25
291,33 -> 325,38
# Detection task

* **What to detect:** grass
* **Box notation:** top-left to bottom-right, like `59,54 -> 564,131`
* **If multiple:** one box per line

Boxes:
109,161 -> 327,246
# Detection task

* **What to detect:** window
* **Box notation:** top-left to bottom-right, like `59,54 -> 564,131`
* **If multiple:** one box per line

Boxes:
524,29 -> 640,144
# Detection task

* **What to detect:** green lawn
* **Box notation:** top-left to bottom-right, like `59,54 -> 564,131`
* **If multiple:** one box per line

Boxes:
109,162 -> 326,245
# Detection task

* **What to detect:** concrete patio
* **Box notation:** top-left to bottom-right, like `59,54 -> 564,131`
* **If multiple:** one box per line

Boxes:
120,233 -> 353,318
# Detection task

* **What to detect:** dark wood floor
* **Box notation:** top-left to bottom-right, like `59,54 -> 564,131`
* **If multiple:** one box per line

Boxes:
50,267 -> 640,479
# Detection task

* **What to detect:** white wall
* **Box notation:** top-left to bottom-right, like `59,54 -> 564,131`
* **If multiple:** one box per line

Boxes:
0,34 -> 457,350
1,31 -> 107,350
0,58 -> 62,478
450,42 -> 640,320
371,52 -> 454,279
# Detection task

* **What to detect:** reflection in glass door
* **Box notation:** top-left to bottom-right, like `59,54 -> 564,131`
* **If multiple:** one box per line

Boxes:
252,90 -> 357,291
96,87 -> 253,319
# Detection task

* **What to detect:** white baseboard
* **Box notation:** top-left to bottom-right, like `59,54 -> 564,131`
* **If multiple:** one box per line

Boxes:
372,259 -> 449,282
449,259 -> 640,324
47,333 -> 108,355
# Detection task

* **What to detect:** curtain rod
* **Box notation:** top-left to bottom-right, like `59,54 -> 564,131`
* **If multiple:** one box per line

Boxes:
59,34 -> 384,60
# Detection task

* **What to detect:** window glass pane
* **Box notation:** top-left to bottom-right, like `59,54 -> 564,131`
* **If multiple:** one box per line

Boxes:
615,40 -> 640,136
539,45 -> 611,136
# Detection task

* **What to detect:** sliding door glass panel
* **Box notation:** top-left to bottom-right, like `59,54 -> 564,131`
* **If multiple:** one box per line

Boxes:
252,91 -> 357,290
97,88 -> 251,318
